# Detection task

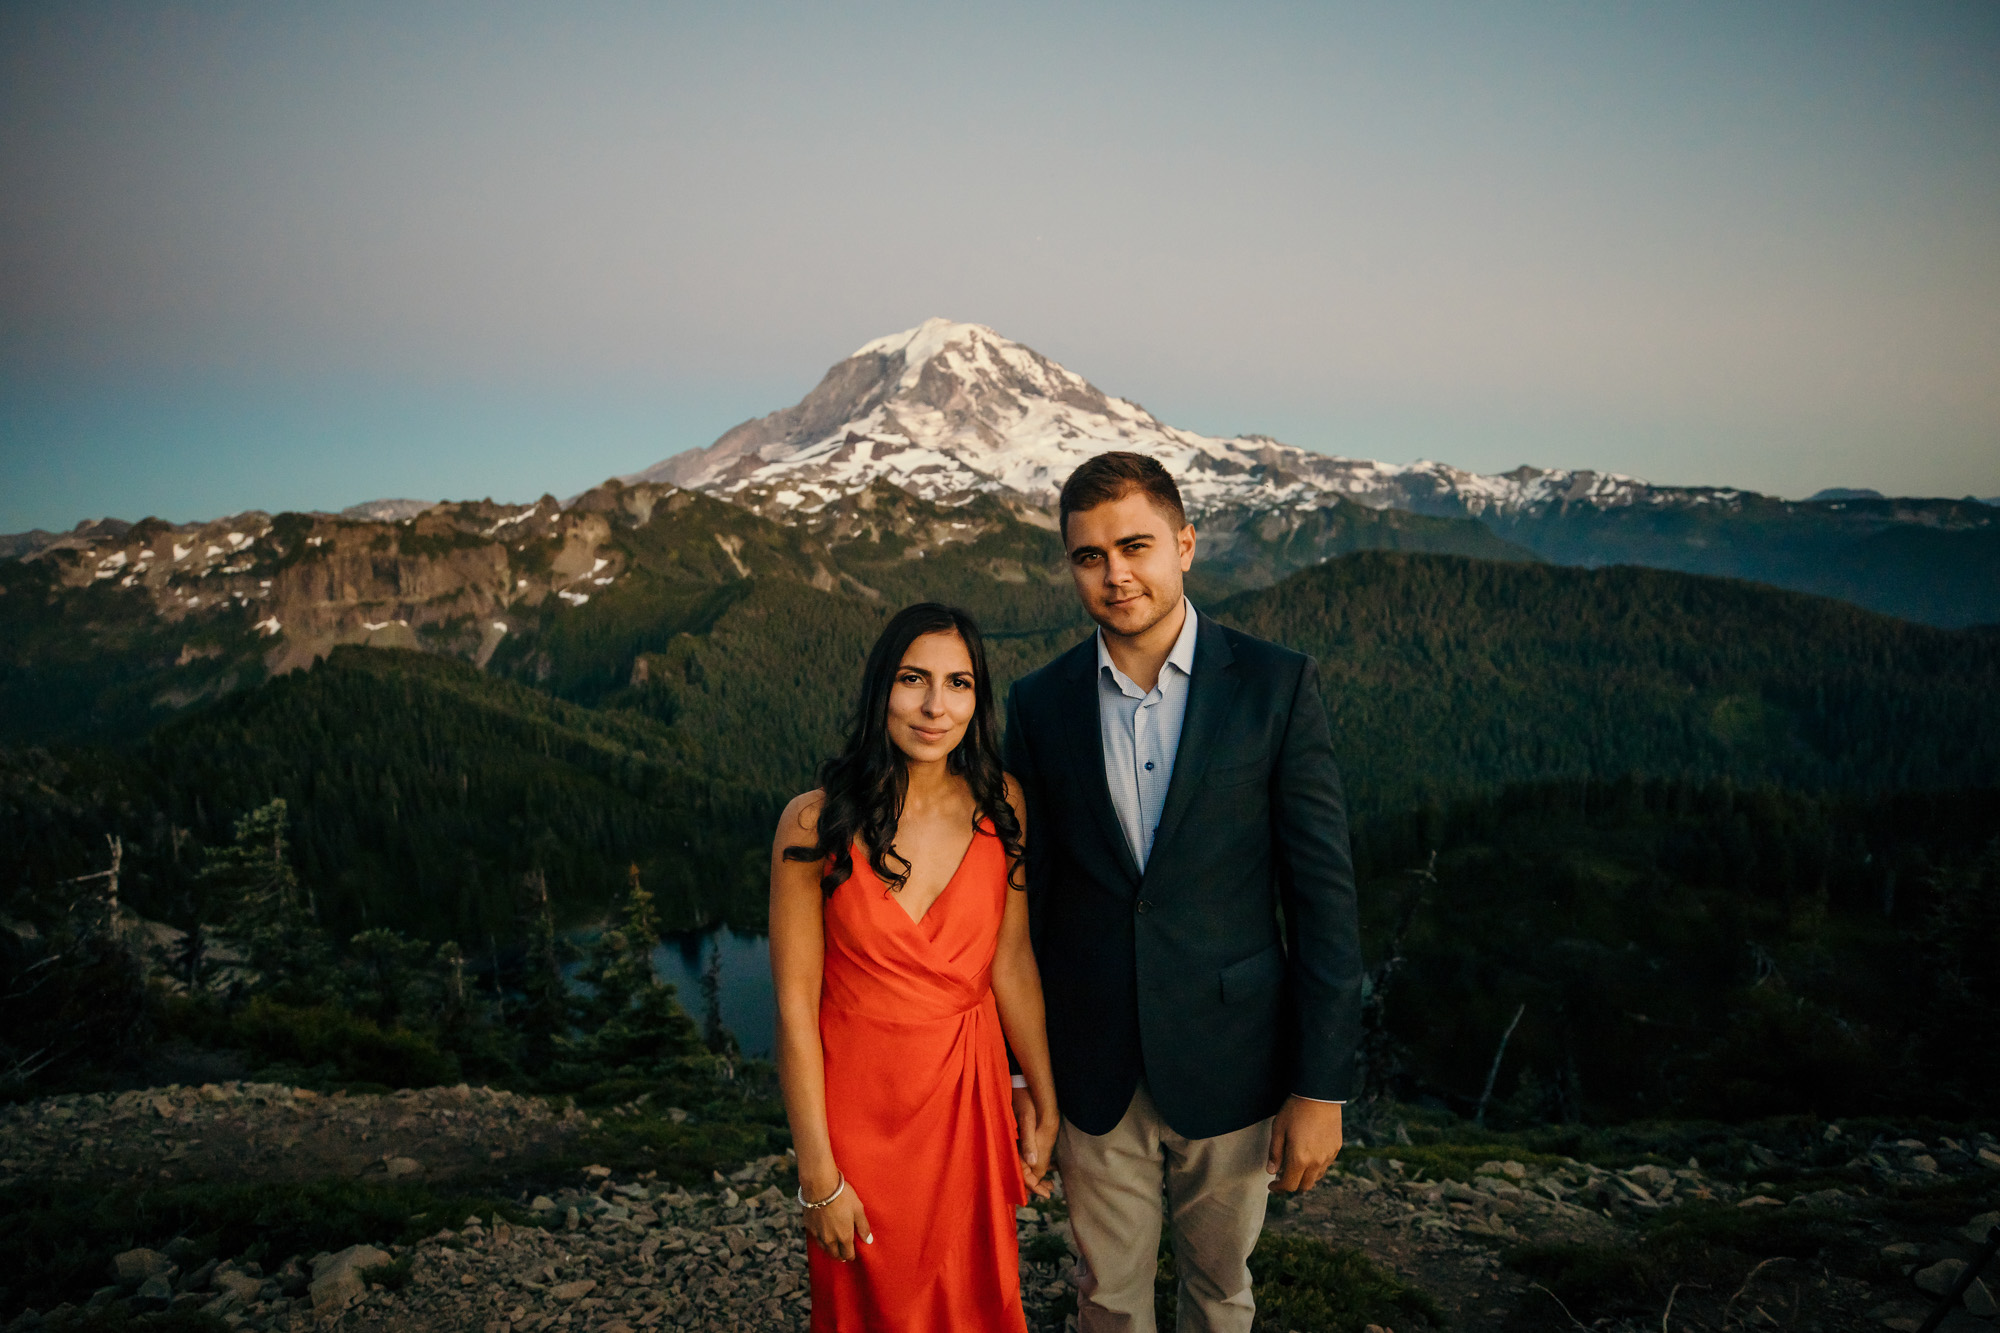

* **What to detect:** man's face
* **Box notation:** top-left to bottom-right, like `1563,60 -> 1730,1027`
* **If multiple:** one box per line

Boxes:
1062,489 -> 1196,638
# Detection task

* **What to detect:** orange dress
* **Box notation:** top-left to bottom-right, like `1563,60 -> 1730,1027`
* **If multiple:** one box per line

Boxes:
811,822 -> 1029,1333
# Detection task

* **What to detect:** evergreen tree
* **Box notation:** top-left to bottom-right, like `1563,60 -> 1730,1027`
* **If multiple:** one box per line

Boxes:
518,868 -> 568,1070
565,864 -> 705,1078
202,799 -> 332,1002
343,927 -> 437,1026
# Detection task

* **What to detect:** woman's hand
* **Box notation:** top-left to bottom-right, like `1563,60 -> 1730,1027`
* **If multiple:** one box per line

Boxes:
1015,1088 -> 1060,1199
802,1177 -> 874,1261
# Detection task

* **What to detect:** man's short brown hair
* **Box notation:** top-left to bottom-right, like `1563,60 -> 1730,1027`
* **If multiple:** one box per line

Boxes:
1058,452 -> 1187,540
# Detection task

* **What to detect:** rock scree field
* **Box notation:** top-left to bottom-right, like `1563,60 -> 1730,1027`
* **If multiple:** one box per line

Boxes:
3,1080 -> 1998,1333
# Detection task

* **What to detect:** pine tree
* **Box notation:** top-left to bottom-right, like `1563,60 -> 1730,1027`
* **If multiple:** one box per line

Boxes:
202,799 -> 331,1002
567,864 -> 704,1078
519,868 -> 568,1069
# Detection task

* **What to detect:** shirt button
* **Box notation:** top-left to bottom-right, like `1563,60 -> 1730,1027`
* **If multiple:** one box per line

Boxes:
1144,761 -> 1154,771
1136,900 -> 1151,913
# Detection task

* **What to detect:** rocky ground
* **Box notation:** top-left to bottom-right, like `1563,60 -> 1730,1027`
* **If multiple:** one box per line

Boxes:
0,1082 -> 588,1189
3,1084 -> 1998,1332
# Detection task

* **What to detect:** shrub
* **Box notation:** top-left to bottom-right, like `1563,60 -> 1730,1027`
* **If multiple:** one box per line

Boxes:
1156,1230 -> 1439,1331
0,1177 -> 523,1321
231,997 -> 458,1089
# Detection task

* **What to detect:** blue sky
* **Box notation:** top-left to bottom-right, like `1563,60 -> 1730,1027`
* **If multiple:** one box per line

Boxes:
3,1 -> 1996,530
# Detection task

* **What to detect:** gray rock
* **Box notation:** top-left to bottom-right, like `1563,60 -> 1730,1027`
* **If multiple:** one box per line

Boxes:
1963,1212 -> 2000,1243
110,1248 -> 173,1288
212,1270 -> 262,1304
130,1274 -> 173,1313
1790,1188 -> 1854,1211
1965,1277 -> 1998,1319
309,1242 -> 391,1312
275,1256 -> 310,1297
1918,1258 -> 1967,1295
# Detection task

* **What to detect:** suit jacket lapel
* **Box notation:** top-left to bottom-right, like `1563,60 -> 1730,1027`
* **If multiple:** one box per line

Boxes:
1057,641 -> 1144,889
1146,616 -> 1239,871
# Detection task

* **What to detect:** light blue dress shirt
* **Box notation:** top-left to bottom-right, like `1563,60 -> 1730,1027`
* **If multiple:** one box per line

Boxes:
1097,600 -> 1200,871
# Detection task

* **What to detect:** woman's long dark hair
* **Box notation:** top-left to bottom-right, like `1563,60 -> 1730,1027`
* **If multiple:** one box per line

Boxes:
783,602 -> 1025,897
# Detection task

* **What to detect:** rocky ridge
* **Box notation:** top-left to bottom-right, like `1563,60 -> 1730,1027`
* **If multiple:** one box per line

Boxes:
3,484 -> 718,679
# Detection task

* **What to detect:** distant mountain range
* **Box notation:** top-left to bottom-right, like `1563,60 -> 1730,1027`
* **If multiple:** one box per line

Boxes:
630,319 -> 1998,627
0,319 -> 1992,741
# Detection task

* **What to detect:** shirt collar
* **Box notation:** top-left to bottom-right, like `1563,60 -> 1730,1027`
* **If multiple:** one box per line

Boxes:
1095,598 -> 1199,692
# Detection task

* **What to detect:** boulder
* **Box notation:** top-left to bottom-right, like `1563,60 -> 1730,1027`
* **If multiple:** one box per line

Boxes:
552,1279 -> 598,1301
110,1249 -> 174,1288
129,1274 -> 173,1313
1917,1258 -> 1966,1295
384,1156 -> 423,1179
1963,1212 -> 2000,1244
212,1271 -> 263,1304
308,1243 -> 391,1313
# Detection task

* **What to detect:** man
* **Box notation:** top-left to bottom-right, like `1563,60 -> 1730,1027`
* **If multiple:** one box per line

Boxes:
1005,452 -> 1363,1333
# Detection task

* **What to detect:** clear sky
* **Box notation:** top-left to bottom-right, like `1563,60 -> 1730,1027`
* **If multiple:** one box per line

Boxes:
3,1 -> 1996,531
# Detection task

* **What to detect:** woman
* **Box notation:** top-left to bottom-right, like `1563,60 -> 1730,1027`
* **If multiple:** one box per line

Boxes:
770,602 -> 1059,1332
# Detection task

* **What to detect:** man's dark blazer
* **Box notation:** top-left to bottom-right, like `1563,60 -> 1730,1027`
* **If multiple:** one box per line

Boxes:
1004,612 -> 1363,1140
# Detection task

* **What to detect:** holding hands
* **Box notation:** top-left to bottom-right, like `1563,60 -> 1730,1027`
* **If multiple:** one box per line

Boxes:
1013,1086 -> 1059,1199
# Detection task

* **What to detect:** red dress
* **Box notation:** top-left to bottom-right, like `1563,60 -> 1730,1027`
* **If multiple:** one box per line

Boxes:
811,822 -> 1029,1332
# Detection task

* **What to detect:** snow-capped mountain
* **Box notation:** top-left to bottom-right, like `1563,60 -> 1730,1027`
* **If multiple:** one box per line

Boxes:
631,318 -> 1729,521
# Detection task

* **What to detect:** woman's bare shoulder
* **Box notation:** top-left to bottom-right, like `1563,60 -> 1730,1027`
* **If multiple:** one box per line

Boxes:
1001,773 -> 1027,825
777,789 -> 827,840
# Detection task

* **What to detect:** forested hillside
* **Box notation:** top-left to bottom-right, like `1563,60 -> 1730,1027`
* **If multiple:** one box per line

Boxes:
8,550 -> 1996,945
1213,553 -> 2000,814
1481,494 -> 2000,628
1351,780 -> 2000,1121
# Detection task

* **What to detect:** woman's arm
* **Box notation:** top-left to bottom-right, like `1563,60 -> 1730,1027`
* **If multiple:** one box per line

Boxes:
991,775 -> 1059,1197
770,791 -> 872,1258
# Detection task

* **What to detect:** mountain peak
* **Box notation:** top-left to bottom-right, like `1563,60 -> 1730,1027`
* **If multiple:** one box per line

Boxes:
628,322 -> 1753,523
851,316 -> 994,368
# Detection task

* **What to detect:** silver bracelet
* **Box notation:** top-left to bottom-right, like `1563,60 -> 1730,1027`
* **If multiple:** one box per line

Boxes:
798,1171 -> 846,1210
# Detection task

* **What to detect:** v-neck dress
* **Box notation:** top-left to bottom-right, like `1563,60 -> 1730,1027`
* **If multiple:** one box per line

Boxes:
811,820 -> 1029,1333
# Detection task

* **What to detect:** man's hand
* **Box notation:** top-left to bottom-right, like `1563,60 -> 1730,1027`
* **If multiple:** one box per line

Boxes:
1265,1096 -> 1342,1192
1013,1087 -> 1058,1199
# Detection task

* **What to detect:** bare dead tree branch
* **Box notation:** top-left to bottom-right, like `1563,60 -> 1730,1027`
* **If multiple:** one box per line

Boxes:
1475,1001 -> 1527,1127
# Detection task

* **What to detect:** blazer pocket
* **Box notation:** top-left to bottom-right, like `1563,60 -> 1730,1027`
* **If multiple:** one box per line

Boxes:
1219,942 -> 1286,1004
1203,756 -> 1269,789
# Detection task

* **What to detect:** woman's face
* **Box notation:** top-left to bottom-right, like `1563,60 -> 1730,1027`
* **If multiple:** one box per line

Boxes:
885,630 -> 977,765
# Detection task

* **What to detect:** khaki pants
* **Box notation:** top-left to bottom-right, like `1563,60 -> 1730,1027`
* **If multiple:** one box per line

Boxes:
1056,1081 -> 1273,1333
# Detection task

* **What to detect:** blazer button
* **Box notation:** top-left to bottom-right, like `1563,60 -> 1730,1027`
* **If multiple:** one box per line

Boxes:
1136,899 -> 1151,913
